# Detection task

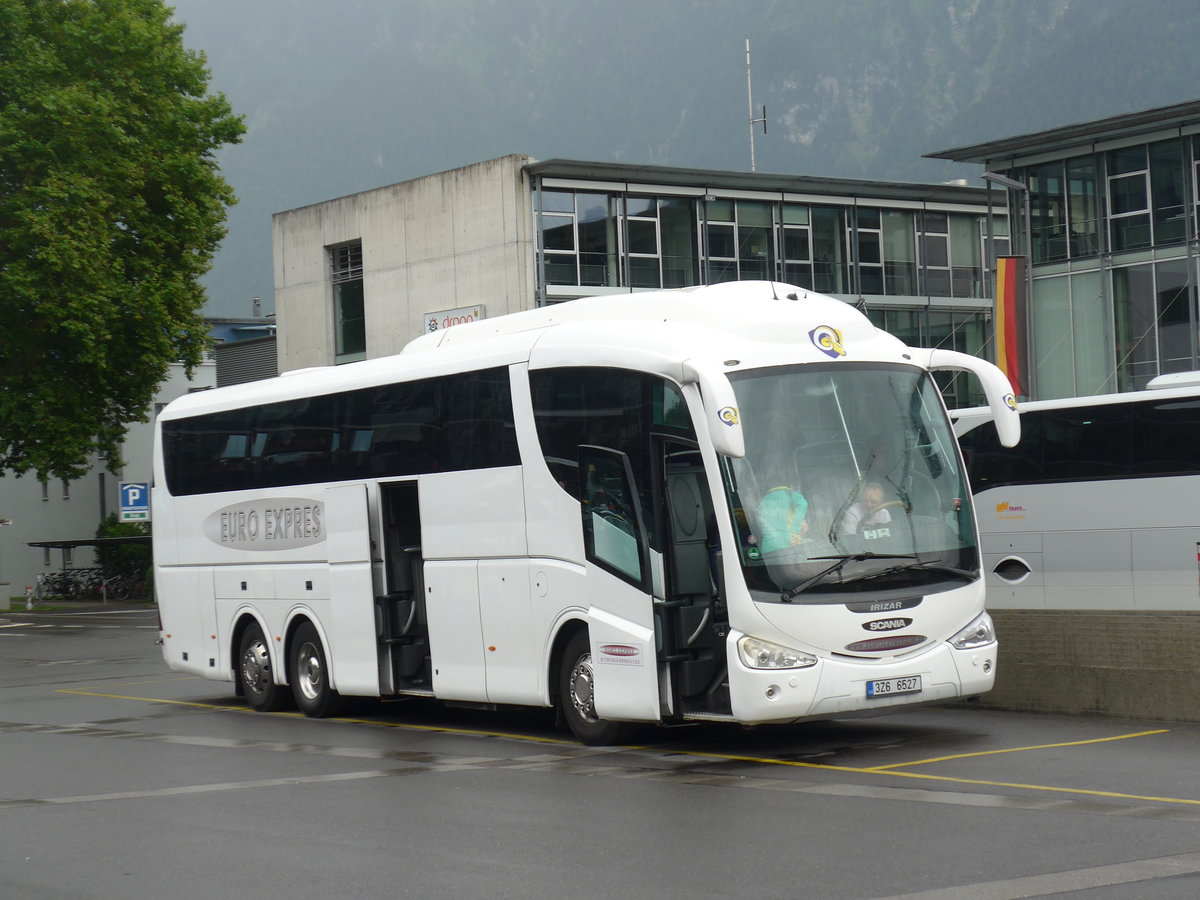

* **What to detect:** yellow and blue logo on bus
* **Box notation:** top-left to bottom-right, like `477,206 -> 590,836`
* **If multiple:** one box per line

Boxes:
809,325 -> 846,358
718,406 -> 739,427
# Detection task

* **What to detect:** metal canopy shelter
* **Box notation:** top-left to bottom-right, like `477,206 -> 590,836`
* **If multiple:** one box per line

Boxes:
28,536 -> 152,550
28,536 -> 152,571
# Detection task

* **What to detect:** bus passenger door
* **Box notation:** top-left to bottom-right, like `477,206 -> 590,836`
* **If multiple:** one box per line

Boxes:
578,446 -> 661,723
657,442 -> 729,717
324,483 -> 381,696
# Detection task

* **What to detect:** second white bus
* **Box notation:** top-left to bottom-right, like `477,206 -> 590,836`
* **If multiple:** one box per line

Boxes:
953,372 -> 1200,610
154,281 -> 1018,743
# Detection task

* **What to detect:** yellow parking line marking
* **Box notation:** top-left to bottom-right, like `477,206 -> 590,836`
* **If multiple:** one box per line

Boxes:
653,745 -> 1200,807
55,689 -> 580,745
866,729 -> 1170,770
55,689 -> 1200,807
851,767 -> 1200,807
100,675 -> 207,688
58,689 -> 259,713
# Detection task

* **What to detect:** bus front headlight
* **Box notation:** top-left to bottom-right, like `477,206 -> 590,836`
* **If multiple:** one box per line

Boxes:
737,636 -> 818,670
949,613 -> 996,650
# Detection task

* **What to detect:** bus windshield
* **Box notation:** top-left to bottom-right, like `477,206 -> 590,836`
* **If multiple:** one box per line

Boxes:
722,362 -> 978,602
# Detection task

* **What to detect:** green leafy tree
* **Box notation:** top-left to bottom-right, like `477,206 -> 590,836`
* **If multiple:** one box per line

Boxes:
0,0 -> 244,479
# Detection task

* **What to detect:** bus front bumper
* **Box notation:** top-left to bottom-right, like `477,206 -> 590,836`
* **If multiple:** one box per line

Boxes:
726,636 -> 996,725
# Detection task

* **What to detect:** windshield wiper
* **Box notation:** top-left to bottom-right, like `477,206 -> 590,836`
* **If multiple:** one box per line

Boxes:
780,552 -> 916,601
841,560 -> 976,586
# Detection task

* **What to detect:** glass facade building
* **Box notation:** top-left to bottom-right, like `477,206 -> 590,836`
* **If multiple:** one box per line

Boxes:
929,100 -> 1200,400
528,161 -> 1007,408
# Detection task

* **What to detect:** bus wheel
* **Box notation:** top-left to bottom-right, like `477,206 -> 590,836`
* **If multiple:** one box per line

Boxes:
239,622 -> 289,712
291,622 -> 343,718
558,631 -> 629,745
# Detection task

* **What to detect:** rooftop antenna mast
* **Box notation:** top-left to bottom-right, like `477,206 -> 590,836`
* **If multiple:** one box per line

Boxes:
745,38 -> 766,171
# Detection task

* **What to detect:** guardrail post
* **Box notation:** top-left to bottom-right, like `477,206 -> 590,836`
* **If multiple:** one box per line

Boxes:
25,584 -> 33,611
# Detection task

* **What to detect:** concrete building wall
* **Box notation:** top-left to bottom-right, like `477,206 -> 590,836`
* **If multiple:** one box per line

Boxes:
0,470 -> 112,599
273,154 -> 537,373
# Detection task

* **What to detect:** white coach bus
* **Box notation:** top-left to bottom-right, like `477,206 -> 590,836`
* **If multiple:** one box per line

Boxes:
953,372 -> 1200,611
154,281 -> 1018,743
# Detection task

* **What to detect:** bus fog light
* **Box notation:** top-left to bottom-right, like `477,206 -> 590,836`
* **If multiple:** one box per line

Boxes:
738,636 -> 817,670
949,613 -> 996,650
983,658 -> 992,673
765,685 -> 779,700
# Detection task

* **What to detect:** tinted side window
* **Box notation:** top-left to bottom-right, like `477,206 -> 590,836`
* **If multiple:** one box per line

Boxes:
164,408 -> 256,495
959,396 -> 1199,490
256,395 -> 340,488
1133,398 -> 1200,475
1040,405 -> 1130,479
352,369 -> 518,476
345,378 -> 442,477
162,367 -> 519,496
530,367 -> 694,501
441,369 -> 520,470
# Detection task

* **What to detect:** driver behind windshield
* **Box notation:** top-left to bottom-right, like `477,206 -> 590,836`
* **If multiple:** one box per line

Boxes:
839,481 -> 894,535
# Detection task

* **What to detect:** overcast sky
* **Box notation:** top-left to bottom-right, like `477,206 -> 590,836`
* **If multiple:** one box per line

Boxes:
167,0 -> 1200,318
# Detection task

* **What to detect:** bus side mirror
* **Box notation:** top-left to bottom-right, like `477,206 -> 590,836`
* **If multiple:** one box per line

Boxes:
682,361 -> 745,458
925,349 -> 1021,448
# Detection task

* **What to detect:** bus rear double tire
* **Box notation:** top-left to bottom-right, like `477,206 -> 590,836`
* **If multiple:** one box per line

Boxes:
290,621 -> 344,718
238,621 -> 290,712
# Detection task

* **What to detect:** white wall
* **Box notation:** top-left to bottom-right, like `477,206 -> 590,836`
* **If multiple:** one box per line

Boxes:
0,358 -> 214,600
272,154 -> 537,371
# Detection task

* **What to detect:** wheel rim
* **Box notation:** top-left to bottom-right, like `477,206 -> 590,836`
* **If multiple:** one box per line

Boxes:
241,638 -> 271,694
568,652 -> 599,724
296,641 -> 323,702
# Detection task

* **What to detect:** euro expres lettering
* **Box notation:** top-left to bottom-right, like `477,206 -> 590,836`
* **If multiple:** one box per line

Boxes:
204,499 -> 324,550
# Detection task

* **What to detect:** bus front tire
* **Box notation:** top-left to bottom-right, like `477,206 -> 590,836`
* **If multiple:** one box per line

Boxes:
291,622 -> 343,718
558,631 -> 630,746
239,622 -> 289,712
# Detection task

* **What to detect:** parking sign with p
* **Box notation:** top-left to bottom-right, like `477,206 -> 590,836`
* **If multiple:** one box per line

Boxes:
119,482 -> 151,523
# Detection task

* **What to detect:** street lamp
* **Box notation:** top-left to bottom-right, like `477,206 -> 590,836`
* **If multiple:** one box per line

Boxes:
980,171 -> 1033,398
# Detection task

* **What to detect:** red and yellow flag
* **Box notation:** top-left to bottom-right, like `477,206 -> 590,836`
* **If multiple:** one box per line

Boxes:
994,256 -> 1026,395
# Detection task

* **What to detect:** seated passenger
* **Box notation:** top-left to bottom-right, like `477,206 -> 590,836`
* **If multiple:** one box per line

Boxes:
756,483 -> 809,553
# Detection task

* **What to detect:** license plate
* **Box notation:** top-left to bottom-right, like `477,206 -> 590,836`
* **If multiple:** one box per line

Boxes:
866,675 -> 922,698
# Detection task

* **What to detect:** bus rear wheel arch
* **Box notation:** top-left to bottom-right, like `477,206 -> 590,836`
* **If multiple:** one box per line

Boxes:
289,620 -> 344,718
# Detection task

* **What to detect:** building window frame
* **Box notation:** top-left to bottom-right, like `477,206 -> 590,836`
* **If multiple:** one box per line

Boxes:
1107,147 -> 1152,253
625,195 -> 663,289
1109,259 -> 1198,391
919,211 -> 951,297
1149,139 -> 1187,247
330,240 -> 365,364
702,199 -> 775,285
853,207 -> 883,295
781,204 -> 813,289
